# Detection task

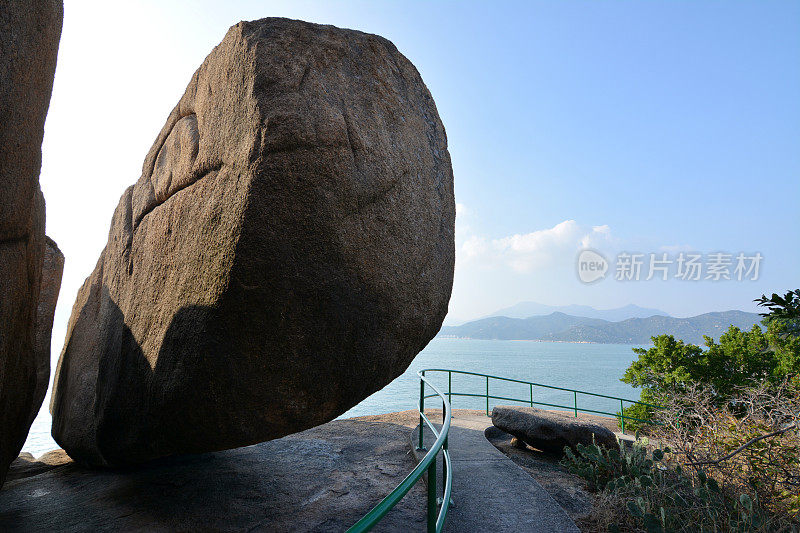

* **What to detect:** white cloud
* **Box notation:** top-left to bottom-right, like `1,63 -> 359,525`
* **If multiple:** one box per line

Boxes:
461,234 -> 488,258
458,219 -> 614,273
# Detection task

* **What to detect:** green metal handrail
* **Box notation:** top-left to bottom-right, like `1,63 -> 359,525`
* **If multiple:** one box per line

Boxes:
347,367 -> 656,531
347,370 -> 452,533
421,368 -> 659,433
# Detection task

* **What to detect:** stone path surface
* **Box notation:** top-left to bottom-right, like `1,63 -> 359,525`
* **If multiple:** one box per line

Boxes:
485,426 -> 593,521
1,409 -> 585,532
413,409 -> 580,533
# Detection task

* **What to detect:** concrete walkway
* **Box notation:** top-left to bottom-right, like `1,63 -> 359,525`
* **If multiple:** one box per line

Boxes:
411,409 -> 580,533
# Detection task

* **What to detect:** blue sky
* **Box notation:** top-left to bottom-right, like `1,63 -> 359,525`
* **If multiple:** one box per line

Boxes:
42,1 -> 799,336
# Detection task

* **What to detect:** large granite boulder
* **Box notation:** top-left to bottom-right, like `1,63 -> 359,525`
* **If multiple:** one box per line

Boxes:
29,237 -> 65,428
0,0 -> 63,486
492,406 -> 619,454
51,17 -> 455,466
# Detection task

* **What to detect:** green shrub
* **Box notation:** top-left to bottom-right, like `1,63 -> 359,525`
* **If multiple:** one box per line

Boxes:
617,319 -> 800,432
562,439 -> 786,532
567,379 -> 800,532
594,292 -> 800,530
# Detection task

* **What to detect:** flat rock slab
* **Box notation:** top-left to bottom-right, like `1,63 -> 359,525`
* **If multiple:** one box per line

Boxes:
0,414 -> 426,532
412,409 -> 579,533
492,406 -> 619,454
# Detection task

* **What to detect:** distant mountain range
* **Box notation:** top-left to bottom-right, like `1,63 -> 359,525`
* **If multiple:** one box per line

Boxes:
484,302 -> 669,322
438,310 -> 762,345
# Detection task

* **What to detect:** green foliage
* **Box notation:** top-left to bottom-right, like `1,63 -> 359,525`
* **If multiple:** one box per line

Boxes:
562,440 -> 781,532
619,391 -> 659,432
619,316 -> 800,431
624,325 -> 777,395
597,293 -> 800,530
561,440 -> 662,492
756,289 -> 800,336
758,290 -> 800,377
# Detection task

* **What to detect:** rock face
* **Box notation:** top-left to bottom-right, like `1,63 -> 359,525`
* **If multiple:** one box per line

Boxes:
51,17 -> 455,466
0,0 -> 63,486
5,449 -> 71,484
491,407 -> 619,454
29,238 -> 65,428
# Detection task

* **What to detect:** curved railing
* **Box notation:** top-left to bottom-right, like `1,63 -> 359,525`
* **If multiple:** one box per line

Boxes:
347,370 -> 452,533
348,367 -> 657,531
420,369 -> 659,433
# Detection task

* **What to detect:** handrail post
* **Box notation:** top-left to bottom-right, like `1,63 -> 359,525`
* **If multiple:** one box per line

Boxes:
485,375 -> 489,416
620,399 -> 625,434
529,383 -> 533,407
427,459 -> 437,533
448,370 -> 452,407
573,391 -> 578,417
441,433 -> 448,500
417,372 -> 426,451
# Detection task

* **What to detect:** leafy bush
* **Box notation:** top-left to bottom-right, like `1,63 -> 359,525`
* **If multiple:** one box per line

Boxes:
566,383 -> 800,532
650,381 -> 800,524
618,290 -> 800,432
589,292 -> 800,530
619,321 -> 800,431
755,289 -> 800,337
563,439 -> 786,532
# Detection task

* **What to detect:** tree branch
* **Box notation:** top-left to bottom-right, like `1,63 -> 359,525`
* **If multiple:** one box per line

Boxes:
688,421 -> 797,466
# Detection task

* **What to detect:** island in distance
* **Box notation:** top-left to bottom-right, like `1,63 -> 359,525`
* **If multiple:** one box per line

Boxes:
482,302 -> 669,321
439,306 -> 761,345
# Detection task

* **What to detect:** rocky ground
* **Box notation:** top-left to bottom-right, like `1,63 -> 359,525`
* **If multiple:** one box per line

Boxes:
1,409 -> 617,532
0,413 -> 426,532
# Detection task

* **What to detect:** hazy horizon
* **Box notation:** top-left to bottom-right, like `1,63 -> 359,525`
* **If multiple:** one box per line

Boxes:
443,299 -> 763,326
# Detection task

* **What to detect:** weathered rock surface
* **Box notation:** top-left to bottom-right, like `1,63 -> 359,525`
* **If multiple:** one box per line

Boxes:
51,17 -> 455,466
5,449 -> 71,483
29,238 -> 64,428
491,407 -> 619,454
0,0 -> 63,487
1,416 -> 426,532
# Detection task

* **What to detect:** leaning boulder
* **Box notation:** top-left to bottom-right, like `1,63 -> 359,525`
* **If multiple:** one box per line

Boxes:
492,406 -> 618,454
28,237 -> 65,428
0,0 -> 63,486
51,17 -> 455,466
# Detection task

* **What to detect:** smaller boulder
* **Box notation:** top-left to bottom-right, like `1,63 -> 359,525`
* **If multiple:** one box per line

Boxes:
6,449 -> 71,482
492,406 -> 618,454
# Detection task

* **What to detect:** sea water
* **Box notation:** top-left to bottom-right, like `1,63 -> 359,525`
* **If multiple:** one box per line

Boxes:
341,338 -> 644,418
